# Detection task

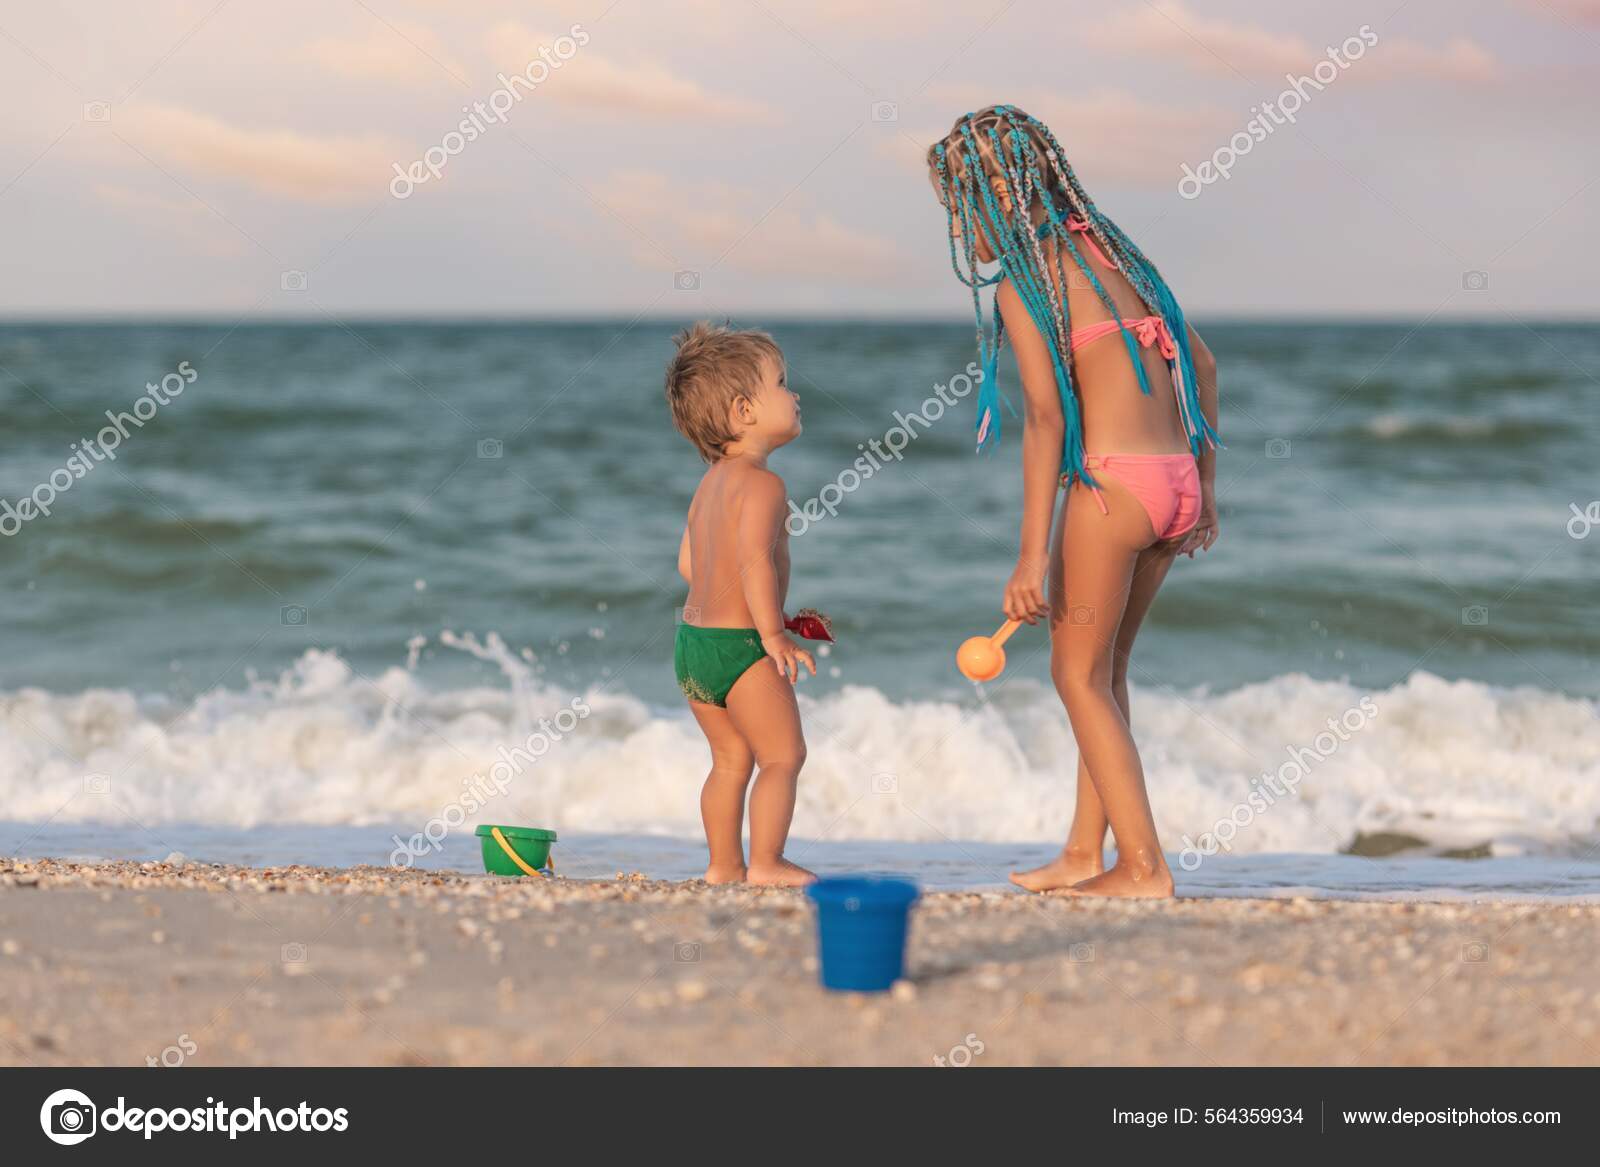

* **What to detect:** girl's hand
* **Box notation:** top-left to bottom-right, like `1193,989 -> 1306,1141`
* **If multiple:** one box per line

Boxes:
1004,556 -> 1049,624
1176,496 -> 1220,558
761,632 -> 817,684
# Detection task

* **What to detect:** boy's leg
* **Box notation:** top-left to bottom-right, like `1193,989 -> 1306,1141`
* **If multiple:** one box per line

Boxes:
724,662 -> 814,886
688,701 -> 755,884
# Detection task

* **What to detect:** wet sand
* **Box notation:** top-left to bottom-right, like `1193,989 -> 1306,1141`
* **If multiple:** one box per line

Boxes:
2,857 -> 1596,1066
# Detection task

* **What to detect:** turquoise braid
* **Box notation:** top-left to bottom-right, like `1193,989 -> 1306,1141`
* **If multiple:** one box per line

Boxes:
1021,108 -> 1223,453
931,106 -> 1222,486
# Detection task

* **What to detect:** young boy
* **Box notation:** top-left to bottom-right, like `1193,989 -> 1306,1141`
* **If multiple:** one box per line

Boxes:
664,322 -> 816,887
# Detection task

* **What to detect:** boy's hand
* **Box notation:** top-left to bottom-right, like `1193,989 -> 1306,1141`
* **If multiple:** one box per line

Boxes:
761,632 -> 816,684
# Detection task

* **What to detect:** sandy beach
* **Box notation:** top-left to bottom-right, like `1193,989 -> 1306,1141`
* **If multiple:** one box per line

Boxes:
1,857 -> 1595,1067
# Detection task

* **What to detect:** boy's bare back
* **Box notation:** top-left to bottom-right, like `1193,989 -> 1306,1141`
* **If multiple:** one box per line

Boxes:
682,460 -> 789,628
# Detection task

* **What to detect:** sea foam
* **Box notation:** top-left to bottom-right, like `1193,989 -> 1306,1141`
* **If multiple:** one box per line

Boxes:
2,641 -> 1597,858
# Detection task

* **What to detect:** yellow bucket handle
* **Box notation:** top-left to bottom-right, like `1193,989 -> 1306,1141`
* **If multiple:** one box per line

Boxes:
490,826 -> 550,877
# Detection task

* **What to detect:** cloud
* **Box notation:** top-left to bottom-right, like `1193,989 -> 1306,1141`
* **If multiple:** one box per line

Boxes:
485,22 -> 774,122
92,183 -> 248,257
1088,2 -> 1500,84
301,22 -> 467,84
1520,0 -> 1600,22
604,169 -> 904,284
117,103 -> 398,203
679,0 -> 936,38
900,88 -> 1235,187
1372,38 -> 1501,84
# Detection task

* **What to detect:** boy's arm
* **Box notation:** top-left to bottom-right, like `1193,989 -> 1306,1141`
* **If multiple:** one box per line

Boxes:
677,525 -> 692,584
774,525 -> 791,611
737,470 -> 815,683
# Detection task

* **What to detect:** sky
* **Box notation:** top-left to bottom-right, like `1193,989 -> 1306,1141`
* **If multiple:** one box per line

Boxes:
2,0 -> 1598,319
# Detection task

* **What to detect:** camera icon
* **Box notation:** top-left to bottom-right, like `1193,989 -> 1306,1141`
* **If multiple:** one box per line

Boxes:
1462,270 -> 1489,292
82,101 -> 111,123
84,773 -> 111,795
1461,941 -> 1488,963
281,942 -> 307,963
870,773 -> 898,795
1069,605 -> 1095,626
280,604 -> 307,626
678,605 -> 702,625
1461,605 -> 1489,626
674,941 -> 701,963
46,1094 -> 96,1139
871,100 -> 898,123
673,270 -> 701,291
1068,942 -> 1095,963
53,1101 -> 94,1134
40,1089 -> 97,1145
477,438 -> 503,460
280,270 -> 308,292
1265,438 -> 1291,459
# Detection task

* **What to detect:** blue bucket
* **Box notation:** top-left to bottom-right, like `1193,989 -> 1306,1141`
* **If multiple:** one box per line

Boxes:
807,877 -> 920,992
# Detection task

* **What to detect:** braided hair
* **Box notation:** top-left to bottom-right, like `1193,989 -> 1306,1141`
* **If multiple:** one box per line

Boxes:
927,105 -> 1220,488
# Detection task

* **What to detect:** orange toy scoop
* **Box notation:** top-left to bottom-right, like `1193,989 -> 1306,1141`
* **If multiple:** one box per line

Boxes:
957,619 -> 1020,682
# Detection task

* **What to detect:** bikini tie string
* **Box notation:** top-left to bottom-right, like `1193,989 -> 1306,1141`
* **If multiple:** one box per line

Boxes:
1132,316 -> 1178,359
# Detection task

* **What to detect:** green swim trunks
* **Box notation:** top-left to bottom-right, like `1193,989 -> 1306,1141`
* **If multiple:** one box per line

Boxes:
674,624 -> 767,707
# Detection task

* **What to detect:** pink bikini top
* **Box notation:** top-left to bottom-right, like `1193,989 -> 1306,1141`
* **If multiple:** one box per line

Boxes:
1063,215 -> 1176,358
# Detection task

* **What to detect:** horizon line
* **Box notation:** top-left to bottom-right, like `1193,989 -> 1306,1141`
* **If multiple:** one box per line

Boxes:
3,311 -> 1600,327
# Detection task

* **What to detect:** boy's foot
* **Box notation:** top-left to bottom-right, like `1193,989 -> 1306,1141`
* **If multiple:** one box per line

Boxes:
703,863 -> 747,885
1062,861 -> 1175,900
746,858 -> 816,887
1009,849 -> 1104,893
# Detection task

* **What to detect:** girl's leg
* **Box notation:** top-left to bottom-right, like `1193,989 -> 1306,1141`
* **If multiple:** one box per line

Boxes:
1013,494 -> 1108,890
724,662 -> 815,886
688,701 -> 755,883
1053,477 -> 1174,898
1011,498 -> 1179,892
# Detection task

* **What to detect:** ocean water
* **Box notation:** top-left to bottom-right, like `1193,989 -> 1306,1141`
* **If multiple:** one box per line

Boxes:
2,320 -> 1597,899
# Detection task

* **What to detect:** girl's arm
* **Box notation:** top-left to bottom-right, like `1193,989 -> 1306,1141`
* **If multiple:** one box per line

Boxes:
1180,324 -> 1221,557
1186,324 -> 1219,493
737,471 -> 815,682
678,525 -> 693,584
995,281 -> 1063,624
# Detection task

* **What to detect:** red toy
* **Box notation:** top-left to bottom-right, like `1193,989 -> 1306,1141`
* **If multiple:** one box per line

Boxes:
785,608 -> 835,643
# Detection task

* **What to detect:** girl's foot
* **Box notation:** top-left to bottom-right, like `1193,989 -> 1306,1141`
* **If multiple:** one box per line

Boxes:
703,863 -> 747,885
1063,859 -> 1174,899
746,858 -> 816,887
1009,848 -> 1104,893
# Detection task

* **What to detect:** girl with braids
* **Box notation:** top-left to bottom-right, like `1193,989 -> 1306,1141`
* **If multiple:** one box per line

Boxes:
928,105 -> 1222,898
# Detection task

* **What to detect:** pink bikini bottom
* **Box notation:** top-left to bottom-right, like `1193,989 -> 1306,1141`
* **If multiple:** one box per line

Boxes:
1080,452 -> 1201,541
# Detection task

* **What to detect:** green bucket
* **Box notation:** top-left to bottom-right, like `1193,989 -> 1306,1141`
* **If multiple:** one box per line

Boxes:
475,824 -> 558,876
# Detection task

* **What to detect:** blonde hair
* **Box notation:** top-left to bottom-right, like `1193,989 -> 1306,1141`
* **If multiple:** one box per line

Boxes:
663,321 -> 783,462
